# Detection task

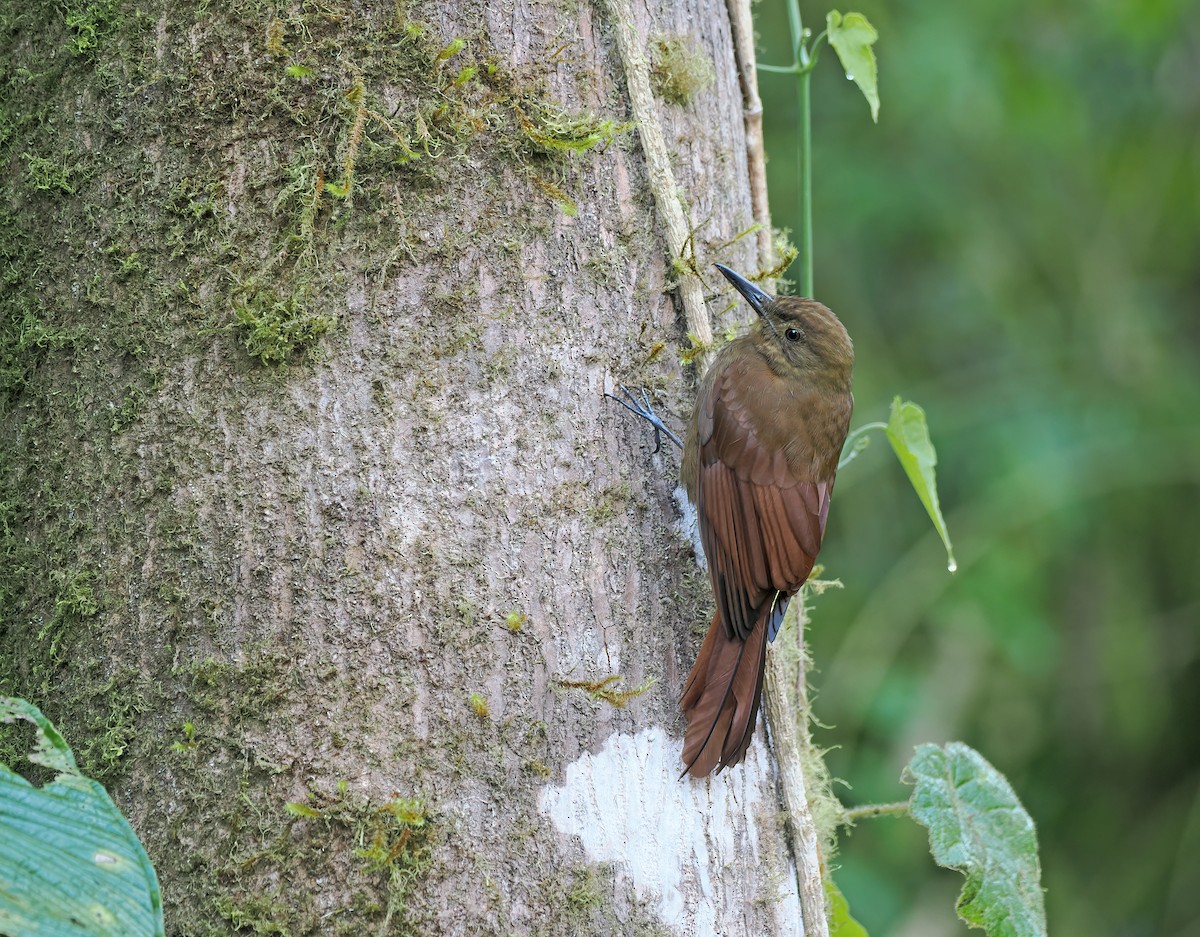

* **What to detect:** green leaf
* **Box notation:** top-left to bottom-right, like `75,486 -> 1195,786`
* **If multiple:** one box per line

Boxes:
885,397 -> 956,571
285,64 -> 313,79
0,697 -> 164,937
826,11 -> 880,122
903,742 -> 1047,937
826,879 -> 870,936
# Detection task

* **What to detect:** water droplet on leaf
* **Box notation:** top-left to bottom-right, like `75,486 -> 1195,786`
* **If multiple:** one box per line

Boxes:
947,560 -> 958,573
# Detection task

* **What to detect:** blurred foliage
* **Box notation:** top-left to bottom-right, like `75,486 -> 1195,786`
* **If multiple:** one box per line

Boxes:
755,1 -> 1200,934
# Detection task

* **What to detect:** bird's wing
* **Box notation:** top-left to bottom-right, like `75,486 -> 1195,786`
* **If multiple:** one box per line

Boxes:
695,361 -> 830,642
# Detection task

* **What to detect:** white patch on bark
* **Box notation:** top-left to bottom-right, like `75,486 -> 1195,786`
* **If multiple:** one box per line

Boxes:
538,726 -> 803,935
673,485 -> 706,569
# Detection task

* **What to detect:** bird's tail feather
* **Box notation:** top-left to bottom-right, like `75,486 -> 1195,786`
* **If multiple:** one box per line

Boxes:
680,608 -> 770,777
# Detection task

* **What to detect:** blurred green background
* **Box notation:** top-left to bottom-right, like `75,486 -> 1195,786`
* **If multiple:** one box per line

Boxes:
753,1 -> 1200,934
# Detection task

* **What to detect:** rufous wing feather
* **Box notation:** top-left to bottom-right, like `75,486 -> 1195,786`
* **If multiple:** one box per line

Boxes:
681,358 -> 838,776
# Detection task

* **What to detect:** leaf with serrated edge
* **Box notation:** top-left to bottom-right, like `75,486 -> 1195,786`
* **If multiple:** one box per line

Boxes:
886,397 -> 956,570
0,697 -> 165,937
826,11 -> 880,122
903,742 -> 1047,936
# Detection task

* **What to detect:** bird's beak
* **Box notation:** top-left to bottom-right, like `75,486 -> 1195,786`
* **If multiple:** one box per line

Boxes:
714,264 -> 773,318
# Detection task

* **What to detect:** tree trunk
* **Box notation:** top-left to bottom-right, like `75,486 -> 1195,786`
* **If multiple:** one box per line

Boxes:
0,1 -> 802,933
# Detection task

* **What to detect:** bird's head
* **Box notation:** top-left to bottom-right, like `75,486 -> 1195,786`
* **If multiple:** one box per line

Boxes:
714,264 -> 854,387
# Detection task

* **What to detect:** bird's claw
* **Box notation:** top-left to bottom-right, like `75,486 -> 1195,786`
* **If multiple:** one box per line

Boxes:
605,385 -> 683,452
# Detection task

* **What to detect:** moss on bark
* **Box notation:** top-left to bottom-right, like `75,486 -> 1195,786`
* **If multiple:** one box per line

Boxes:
0,0 -> 765,932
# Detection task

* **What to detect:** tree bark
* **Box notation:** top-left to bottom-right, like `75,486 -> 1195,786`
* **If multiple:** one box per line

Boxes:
0,1 -> 803,933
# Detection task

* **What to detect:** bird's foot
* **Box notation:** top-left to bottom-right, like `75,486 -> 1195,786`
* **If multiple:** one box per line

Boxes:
605,385 -> 683,453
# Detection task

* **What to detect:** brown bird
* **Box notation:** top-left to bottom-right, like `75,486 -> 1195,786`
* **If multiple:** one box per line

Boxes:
612,264 -> 854,776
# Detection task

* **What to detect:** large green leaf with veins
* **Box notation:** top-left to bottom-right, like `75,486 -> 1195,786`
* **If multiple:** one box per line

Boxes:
0,697 -> 164,937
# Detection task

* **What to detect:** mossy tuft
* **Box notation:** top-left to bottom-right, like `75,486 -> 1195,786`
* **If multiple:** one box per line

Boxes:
649,35 -> 715,106
23,152 -> 77,193
516,103 -> 632,157
62,0 -> 122,55
234,290 -> 336,366
553,674 -> 656,708
468,692 -> 490,719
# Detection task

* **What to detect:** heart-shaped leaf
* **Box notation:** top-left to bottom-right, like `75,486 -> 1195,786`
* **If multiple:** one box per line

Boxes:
903,742 -> 1047,936
826,11 -> 880,122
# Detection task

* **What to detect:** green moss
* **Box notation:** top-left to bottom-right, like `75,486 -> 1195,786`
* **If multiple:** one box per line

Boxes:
468,692 -> 490,719
34,569 -> 101,669
529,175 -> 579,216
52,569 -> 100,619
157,703 -> 439,932
503,610 -> 527,632
233,288 -> 336,366
515,103 -> 631,156
23,152 -> 78,193
0,3 -> 651,932
212,895 -> 290,935
553,674 -> 656,708
74,676 -> 147,780
109,384 -> 146,432
179,647 -> 293,720
566,866 -> 606,923
548,864 -> 629,932
680,330 -> 714,367
649,35 -> 715,106
760,227 -> 800,284
261,788 -> 435,933
0,668 -> 148,783
171,721 -> 198,754
586,483 -> 635,524
433,37 -> 467,63
61,0 -> 122,55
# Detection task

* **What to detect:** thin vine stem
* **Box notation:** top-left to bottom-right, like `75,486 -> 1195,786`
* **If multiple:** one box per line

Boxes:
842,421 -> 888,449
781,0 -> 813,296
785,0 -> 805,65
838,420 -> 888,469
759,0 -> 820,296
798,66 -> 813,296
761,2 -> 841,298
841,800 -> 912,823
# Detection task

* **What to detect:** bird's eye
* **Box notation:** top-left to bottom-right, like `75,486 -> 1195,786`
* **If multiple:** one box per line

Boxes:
784,327 -> 803,343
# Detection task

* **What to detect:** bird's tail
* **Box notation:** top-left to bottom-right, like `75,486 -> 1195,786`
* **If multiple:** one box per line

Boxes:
679,607 -> 770,777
